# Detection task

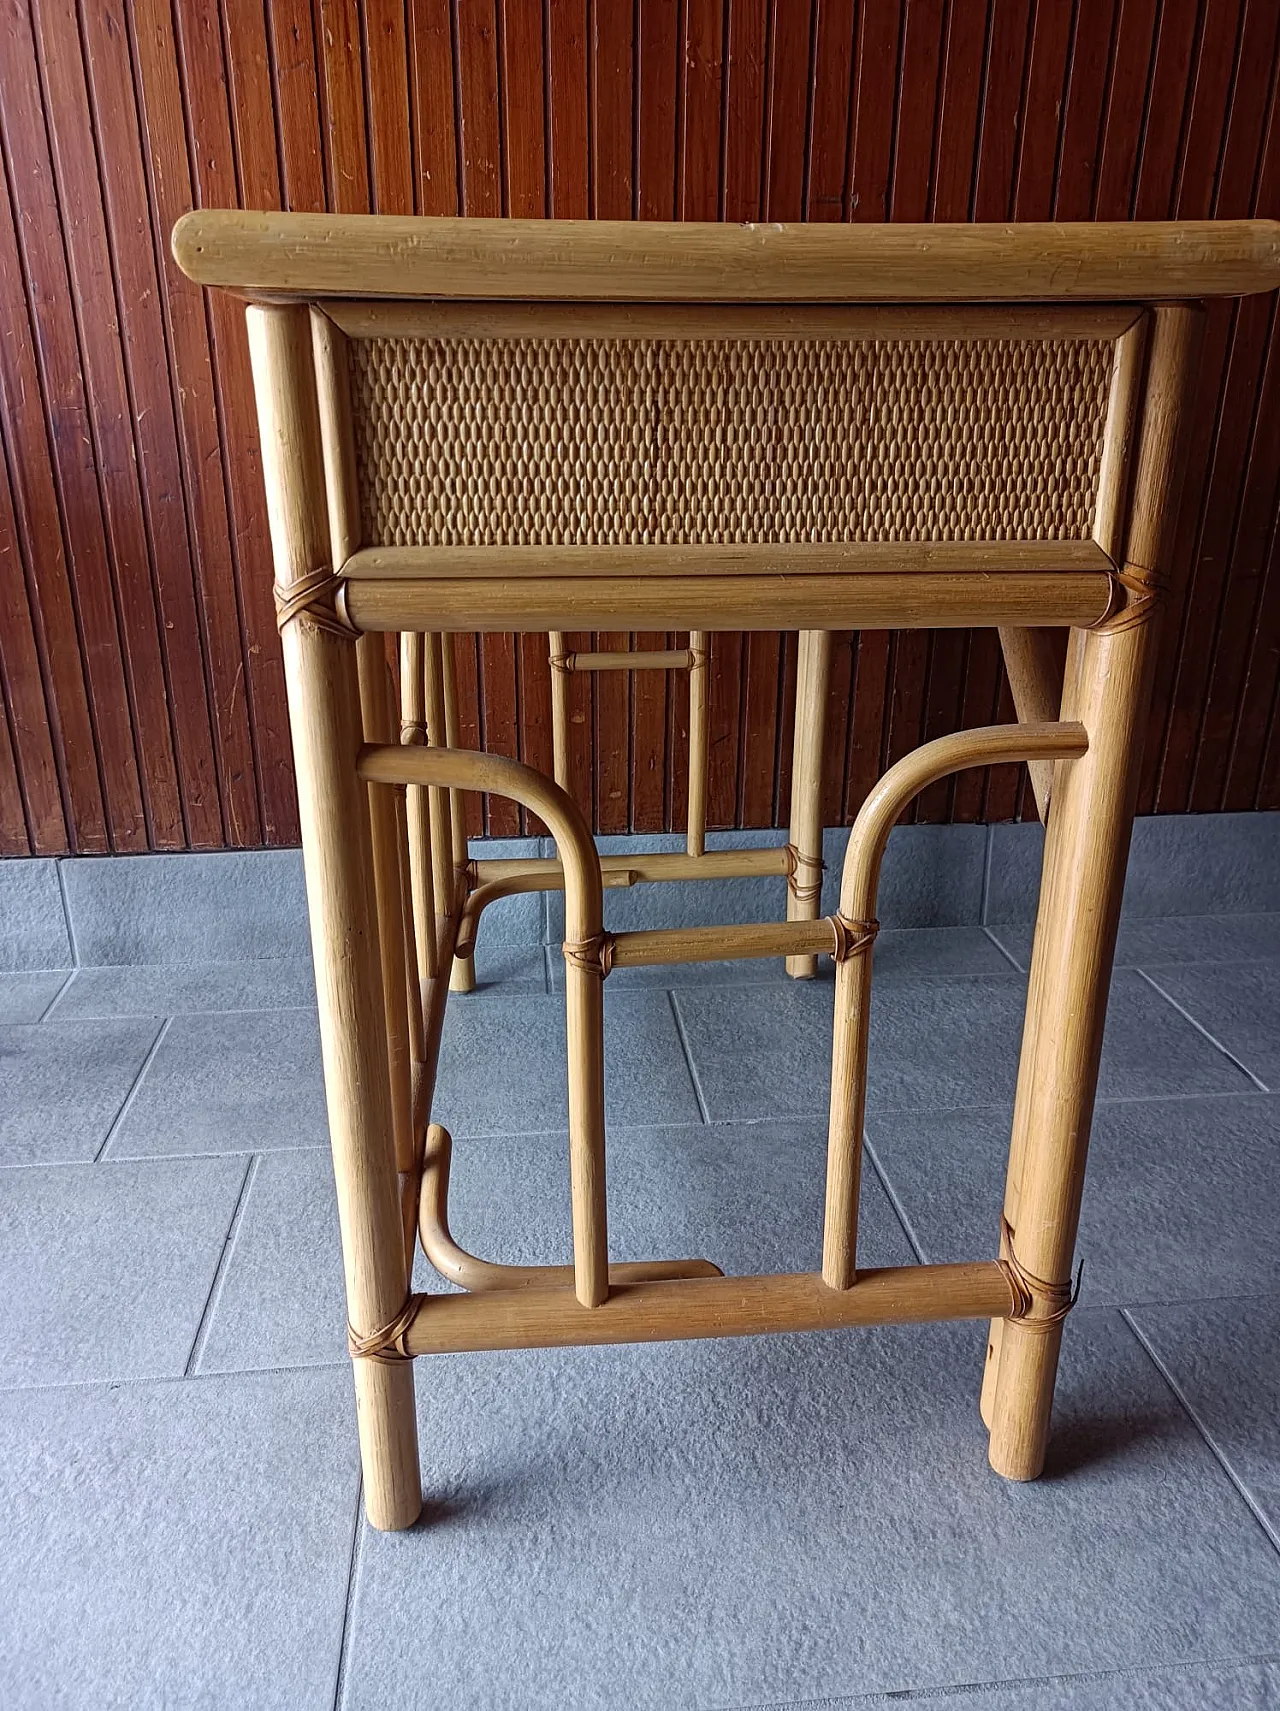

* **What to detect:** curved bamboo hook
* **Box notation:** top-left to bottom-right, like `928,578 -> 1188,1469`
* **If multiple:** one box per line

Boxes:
359,743 -> 609,1308
823,721 -> 1088,1291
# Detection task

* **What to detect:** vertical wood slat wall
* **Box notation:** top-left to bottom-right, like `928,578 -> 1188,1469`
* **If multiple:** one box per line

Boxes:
0,1 -> 1278,854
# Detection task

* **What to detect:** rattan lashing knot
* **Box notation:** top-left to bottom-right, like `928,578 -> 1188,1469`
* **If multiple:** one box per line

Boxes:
273,567 -> 357,639
785,843 -> 826,907
347,1294 -> 424,1363
999,1217 -> 1082,1333
562,932 -> 614,978
1100,562 -> 1168,633
829,914 -> 879,963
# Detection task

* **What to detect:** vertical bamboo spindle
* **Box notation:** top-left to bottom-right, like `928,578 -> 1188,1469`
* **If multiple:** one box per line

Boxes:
441,636 -> 475,993
987,305 -> 1201,1482
358,640 -> 415,1181
400,632 -> 438,982
549,631 -> 571,792
686,631 -> 709,858
423,633 -> 458,931
246,303 -> 420,1531
786,630 -> 832,978
996,629 -> 1064,821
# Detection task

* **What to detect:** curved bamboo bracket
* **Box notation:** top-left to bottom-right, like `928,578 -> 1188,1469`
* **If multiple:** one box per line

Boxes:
359,743 -> 610,1309
823,720 -> 1089,1293
419,1124 -> 722,1291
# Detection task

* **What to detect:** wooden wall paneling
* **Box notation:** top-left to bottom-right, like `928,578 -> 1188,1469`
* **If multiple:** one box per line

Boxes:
1092,0 -> 1160,219
268,0 -> 329,210
35,0 -> 187,848
408,0 -> 459,215
1,1 -> 145,850
0,441 -> 62,852
366,0 -> 416,213
130,0 -> 264,845
1162,0 -> 1278,812
181,0 -> 299,844
1221,84 -> 1280,810
500,0 -> 552,835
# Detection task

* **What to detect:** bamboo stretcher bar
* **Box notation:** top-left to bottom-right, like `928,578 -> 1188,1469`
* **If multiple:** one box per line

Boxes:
559,649 -> 694,672
608,919 -> 841,968
472,847 -> 791,890
342,572 -> 1115,635
404,1263 -> 1019,1357
173,212 -> 1280,302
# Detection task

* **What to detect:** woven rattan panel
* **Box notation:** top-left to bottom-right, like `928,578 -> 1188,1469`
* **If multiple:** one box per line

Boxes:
348,334 -> 1116,549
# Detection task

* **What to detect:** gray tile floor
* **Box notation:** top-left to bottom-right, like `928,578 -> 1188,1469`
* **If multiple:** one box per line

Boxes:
3,826 -> 1280,1708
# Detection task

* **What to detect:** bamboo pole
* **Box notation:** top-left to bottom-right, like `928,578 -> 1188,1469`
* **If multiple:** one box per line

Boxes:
418,1124 -> 720,1291
822,721 -> 1089,1293
609,919 -> 841,968
473,847 -> 790,889
360,743 -> 609,1308
400,632 -> 437,982
422,633 -> 458,967
786,630 -> 832,977
987,305 -> 1202,1482
440,636 -> 474,993
996,629 -> 1064,820
562,648 -> 693,672
247,302 -> 420,1531
686,632 -> 709,858
404,1262 -> 1019,1357
548,631 -> 571,791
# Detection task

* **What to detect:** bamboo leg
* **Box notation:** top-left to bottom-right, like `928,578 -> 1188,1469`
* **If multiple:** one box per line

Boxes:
549,631 -> 571,792
997,628 -> 1065,821
401,632 -> 438,983
987,305 -> 1201,1481
441,635 -> 475,993
423,633 -> 459,943
247,303 -> 419,1531
686,631 -> 709,858
786,630 -> 831,978
358,639 -> 415,1181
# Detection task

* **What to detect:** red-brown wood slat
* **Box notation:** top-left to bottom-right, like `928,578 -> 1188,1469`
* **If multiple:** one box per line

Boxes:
3,0 -> 1279,855
1,0 -> 144,850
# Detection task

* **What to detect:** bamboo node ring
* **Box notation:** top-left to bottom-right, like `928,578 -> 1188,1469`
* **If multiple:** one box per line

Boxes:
399,718 -> 427,743
998,1217 -> 1082,1333
562,932 -> 614,978
347,1294 -> 424,1362
548,651 -> 571,672
785,842 -> 826,905
1099,562 -> 1168,633
272,567 -> 357,638
829,913 -> 879,962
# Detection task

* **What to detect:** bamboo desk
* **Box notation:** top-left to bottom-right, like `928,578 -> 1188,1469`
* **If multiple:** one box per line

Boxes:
175,212 -> 1280,1531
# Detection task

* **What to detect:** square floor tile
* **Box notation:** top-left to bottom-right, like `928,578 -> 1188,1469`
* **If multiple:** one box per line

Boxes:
60,849 -> 309,965
0,970 -> 70,1023
675,968 -> 1251,1124
48,958 -> 317,1019
0,1019 -> 161,1165
866,1094 -> 1280,1307
988,912 -> 1280,974
463,944 -> 547,993
1130,1295 -> 1280,1548
0,1156 -> 246,1384
432,991 -> 701,1136
1143,960 -> 1280,1087
105,1010 -> 328,1158
196,1149 -> 347,1372
343,1311 -> 1280,1709
0,1368 -> 358,1709
0,858 -> 71,970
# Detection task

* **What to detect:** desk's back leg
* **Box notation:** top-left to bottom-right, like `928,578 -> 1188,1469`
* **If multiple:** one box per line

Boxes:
786,630 -> 832,979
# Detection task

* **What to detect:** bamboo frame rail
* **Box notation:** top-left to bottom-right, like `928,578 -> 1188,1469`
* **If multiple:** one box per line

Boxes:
196,213 -> 1248,1532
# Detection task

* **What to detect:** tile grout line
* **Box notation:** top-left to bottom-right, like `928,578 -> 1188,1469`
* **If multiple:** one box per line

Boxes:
183,1154 -> 260,1378
1135,967 -> 1271,1092
92,1015 -> 171,1163
53,856 -> 80,968
666,989 -> 712,1125
332,1475 -> 365,1711
978,823 -> 993,925
36,968 -> 77,1021
980,924 -> 1025,974
1120,1306 -> 1280,1562
860,1133 -> 930,1265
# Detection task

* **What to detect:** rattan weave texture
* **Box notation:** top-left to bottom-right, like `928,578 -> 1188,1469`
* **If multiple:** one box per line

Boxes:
348,334 -> 1115,550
